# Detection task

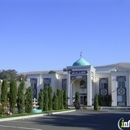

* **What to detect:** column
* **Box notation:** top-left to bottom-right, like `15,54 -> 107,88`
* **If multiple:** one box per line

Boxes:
70,82 -> 73,105
111,74 -> 117,106
127,72 -> 130,106
87,71 -> 92,106
67,71 -> 71,105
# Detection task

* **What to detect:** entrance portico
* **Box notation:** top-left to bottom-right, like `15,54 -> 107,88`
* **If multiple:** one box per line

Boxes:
64,56 -> 96,106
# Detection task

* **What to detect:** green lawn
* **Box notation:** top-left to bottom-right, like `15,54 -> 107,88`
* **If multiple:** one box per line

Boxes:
0,109 -> 74,119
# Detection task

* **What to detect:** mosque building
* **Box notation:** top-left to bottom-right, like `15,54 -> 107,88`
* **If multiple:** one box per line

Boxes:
26,54 -> 130,107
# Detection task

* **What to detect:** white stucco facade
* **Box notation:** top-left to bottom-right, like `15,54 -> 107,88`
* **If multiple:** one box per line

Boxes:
26,57 -> 130,107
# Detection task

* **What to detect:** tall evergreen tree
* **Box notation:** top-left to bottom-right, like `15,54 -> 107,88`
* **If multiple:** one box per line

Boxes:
75,91 -> 80,104
44,86 -> 48,111
9,80 -> 17,113
57,89 -> 61,109
1,80 -> 8,114
53,92 -> 58,110
94,94 -> 99,110
48,86 -> 52,110
25,87 -> 33,113
38,89 -> 44,110
1,80 -> 8,106
17,81 -> 25,113
61,90 -> 64,109
63,90 -> 67,109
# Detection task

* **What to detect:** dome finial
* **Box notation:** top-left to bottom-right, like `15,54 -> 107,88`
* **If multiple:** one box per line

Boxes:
80,52 -> 82,58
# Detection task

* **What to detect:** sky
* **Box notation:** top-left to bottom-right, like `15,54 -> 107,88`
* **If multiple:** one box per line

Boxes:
0,0 -> 130,73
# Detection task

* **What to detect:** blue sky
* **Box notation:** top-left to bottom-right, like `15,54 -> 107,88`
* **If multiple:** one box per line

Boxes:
0,0 -> 130,73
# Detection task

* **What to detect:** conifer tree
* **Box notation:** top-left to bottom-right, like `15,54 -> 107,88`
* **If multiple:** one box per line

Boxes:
53,92 -> 58,110
17,81 -> 25,113
48,86 -> 52,110
94,94 -> 99,110
75,91 -> 80,104
61,90 -> 64,109
10,80 -> 17,113
1,80 -> 8,106
63,90 -> 67,109
25,87 -> 33,113
38,89 -> 44,110
57,89 -> 61,109
1,80 -> 8,114
44,86 -> 48,111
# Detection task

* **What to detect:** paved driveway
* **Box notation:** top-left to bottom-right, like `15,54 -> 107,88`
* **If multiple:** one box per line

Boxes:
0,110 -> 129,130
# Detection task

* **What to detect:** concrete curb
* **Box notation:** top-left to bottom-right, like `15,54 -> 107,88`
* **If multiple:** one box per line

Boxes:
0,110 -> 76,122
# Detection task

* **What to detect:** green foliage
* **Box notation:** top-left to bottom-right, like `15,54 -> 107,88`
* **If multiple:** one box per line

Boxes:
1,80 -> 8,107
44,86 -> 48,111
53,92 -> 58,110
48,86 -> 52,110
74,91 -> 80,109
98,95 -> 102,106
0,105 -> 4,115
98,95 -> 112,106
48,70 -> 56,74
75,91 -> 80,104
0,70 -> 17,81
57,89 -> 61,109
0,70 -> 26,82
17,74 -> 26,82
63,90 -> 68,109
105,95 -> 112,106
25,87 -> 33,113
38,89 -> 44,110
94,94 -> 99,110
61,90 -> 64,109
9,80 -> 17,113
17,81 -> 25,113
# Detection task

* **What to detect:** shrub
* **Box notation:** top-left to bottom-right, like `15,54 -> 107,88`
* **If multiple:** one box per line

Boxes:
94,94 -> 99,110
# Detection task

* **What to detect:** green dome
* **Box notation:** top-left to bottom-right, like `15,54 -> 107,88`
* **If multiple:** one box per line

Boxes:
73,57 -> 90,66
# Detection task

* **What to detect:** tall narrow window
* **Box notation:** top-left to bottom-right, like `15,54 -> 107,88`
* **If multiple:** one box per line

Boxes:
30,78 -> 37,98
80,80 -> 86,88
99,78 -> 108,96
43,78 -> 51,87
117,76 -> 126,106
62,79 -> 67,90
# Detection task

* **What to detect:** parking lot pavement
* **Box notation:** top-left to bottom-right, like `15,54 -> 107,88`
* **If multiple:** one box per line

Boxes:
0,110 -> 129,130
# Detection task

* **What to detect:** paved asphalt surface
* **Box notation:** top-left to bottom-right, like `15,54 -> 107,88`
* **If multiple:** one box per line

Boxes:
0,110 -> 130,130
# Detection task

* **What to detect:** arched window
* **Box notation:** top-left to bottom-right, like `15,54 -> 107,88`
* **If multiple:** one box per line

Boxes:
100,79 -> 108,89
116,76 -> 126,106
80,80 -> 86,88
118,77 -> 125,88
99,78 -> 108,96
